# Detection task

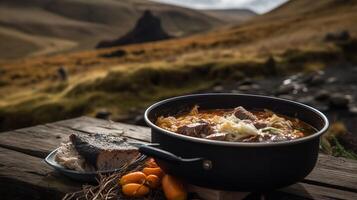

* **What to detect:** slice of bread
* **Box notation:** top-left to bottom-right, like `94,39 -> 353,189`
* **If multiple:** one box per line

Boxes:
69,133 -> 139,171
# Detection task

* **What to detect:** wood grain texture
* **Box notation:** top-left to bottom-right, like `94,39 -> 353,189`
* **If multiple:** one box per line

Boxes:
53,116 -> 151,142
280,183 -> 357,200
0,147 -> 81,200
0,124 -> 71,158
191,182 -> 357,200
0,117 -> 151,159
0,116 -> 356,200
303,154 -> 357,193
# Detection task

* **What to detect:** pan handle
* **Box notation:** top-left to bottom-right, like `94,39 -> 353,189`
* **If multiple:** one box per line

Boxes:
139,145 -> 204,163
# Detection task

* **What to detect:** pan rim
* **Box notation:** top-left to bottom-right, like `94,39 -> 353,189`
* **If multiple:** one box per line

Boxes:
144,93 -> 329,147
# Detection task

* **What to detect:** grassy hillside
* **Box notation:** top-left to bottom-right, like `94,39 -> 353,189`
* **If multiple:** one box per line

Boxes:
0,0 -> 357,131
202,9 -> 257,24
0,0 -> 227,59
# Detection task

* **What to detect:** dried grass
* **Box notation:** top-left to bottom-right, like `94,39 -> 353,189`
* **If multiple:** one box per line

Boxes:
62,155 -> 165,200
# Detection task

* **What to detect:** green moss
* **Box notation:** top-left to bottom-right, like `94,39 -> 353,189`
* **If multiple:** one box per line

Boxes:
331,137 -> 357,160
1,59 -> 265,131
277,48 -> 343,73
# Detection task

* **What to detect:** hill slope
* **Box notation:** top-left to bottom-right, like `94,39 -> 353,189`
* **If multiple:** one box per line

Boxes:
201,9 -> 257,24
0,0 -> 225,59
0,0 -> 357,132
96,10 -> 171,48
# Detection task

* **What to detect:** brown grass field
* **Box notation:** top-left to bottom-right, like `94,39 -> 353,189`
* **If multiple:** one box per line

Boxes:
0,0 -> 357,132
0,0 -> 256,59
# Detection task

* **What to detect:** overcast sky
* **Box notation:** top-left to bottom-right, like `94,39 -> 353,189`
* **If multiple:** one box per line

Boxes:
152,0 -> 289,14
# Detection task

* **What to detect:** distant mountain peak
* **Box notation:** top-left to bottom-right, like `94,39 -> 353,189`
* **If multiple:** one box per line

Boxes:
96,10 -> 171,48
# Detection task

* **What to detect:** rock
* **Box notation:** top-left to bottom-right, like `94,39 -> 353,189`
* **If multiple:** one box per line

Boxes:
297,96 -> 315,106
238,85 -> 252,91
213,85 -> 224,92
326,77 -> 337,84
100,49 -> 126,58
309,74 -> 325,86
134,115 -> 146,126
314,90 -> 330,101
329,94 -> 350,109
95,110 -> 112,120
96,10 -> 171,48
314,104 -> 329,112
349,106 -> 357,115
298,71 -> 325,86
275,84 -> 295,95
57,66 -> 68,81
265,56 -> 277,75
238,78 -> 253,85
250,84 -> 261,90
324,30 -> 350,42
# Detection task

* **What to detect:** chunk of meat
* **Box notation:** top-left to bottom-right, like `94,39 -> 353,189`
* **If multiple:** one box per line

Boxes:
253,121 -> 268,129
177,122 -> 213,137
234,106 -> 258,121
205,133 -> 228,140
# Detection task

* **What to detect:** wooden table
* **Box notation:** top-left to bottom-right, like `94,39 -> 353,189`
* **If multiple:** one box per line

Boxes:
0,117 -> 356,200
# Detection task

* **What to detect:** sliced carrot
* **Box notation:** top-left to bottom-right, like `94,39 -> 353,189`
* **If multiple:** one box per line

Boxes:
142,167 -> 164,178
162,174 -> 187,200
122,183 -> 150,197
119,171 -> 146,186
146,174 -> 160,188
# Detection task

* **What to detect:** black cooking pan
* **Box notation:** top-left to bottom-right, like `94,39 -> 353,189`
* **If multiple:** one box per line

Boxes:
139,93 -> 329,191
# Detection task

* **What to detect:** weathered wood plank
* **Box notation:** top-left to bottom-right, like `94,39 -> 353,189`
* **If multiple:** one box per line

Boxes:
0,124 -> 70,158
0,117 -> 150,159
53,116 -> 151,142
0,116 -> 356,200
191,182 -> 357,200
303,154 -> 357,193
0,147 -> 81,200
280,182 -> 357,200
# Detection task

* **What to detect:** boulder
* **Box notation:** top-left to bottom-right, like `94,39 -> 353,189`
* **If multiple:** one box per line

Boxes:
264,56 -> 277,75
57,66 -> 68,81
275,84 -> 295,95
349,106 -> 357,115
314,90 -> 330,101
96,10 -> 171,48
213,85 -> 224,92
95,110 -> 112,120
324,30 -> 350,42
134,115 -> 146,126
329,94 -> 350,109
100,49 -> 126,58
297,96 -> 315,106
309,73 -> 325,86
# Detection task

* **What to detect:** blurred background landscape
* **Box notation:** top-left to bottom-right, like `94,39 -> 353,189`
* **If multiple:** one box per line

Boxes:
0,0 -> 357,159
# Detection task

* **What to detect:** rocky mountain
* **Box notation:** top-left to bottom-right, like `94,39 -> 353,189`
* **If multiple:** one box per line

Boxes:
0,0 -> 227,59
96,10 -> 171,48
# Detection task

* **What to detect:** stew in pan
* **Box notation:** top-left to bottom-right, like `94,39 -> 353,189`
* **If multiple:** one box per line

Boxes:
156,105 -> 315,142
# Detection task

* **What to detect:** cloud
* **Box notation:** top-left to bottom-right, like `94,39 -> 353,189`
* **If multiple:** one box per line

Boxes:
152,0 -> 289,14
